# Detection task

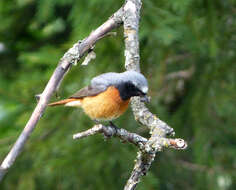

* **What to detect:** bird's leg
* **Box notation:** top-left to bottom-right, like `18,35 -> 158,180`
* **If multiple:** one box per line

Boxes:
108,121 -> 119,134
109,121 -> 118,130
108,122 -> 132,144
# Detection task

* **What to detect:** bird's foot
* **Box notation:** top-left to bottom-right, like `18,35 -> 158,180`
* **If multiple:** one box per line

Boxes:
102,121 -> 118,139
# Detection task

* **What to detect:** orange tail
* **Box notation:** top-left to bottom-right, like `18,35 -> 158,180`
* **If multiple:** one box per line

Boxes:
48,98 -> 78,106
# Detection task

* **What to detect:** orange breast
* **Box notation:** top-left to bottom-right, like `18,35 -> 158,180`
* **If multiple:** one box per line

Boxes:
81,86 -> 130,121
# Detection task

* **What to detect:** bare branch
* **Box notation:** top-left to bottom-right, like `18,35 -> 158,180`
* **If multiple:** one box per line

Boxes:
73,124 -> 147,150
73,124 -> 187,149
0,7 -> 124,182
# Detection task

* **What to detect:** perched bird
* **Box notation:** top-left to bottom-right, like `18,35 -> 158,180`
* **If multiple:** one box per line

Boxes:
48,71 -> 149,123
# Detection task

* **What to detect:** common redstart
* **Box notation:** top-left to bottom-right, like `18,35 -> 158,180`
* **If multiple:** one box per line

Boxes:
48,71 -> 149,122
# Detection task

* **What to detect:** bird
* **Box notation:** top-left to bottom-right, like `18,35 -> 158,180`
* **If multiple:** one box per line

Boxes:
48,71 -> 149,124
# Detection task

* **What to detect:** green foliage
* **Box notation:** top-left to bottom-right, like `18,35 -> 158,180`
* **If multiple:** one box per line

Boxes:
0,0 -> 235,189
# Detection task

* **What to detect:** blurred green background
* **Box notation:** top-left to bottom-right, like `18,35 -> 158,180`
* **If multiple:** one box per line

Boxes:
0,0 -> 235,189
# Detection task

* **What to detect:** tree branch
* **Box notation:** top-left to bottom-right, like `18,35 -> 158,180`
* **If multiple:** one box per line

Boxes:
122,0 -> 187,189
0,7 -> 124,182
73,124 -> 187,151
73,124 -> 147,150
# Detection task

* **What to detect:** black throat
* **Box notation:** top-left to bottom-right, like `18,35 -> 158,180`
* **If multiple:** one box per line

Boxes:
116,81 -> 143,101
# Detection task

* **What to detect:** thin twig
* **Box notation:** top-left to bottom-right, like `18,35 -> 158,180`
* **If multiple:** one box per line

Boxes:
81,51 -> 96,66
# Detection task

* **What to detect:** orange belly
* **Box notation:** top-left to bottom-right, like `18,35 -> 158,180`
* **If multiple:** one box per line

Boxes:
80,86 -> 130,121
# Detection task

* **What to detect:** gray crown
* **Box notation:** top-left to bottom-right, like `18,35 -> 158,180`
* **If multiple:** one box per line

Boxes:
91,71 -> 148,94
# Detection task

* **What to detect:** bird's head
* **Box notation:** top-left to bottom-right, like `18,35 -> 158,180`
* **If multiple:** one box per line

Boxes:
117,71 -> 149,102
91,70 -> 149,102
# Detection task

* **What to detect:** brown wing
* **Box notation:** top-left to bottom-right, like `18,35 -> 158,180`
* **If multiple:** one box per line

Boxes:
69,85 -> 107,99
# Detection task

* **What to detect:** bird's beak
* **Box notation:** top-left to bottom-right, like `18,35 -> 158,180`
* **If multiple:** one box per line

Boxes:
140,94 -> 150,103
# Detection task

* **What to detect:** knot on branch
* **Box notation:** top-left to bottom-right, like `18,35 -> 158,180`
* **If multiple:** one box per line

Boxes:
169,138 -> 188,150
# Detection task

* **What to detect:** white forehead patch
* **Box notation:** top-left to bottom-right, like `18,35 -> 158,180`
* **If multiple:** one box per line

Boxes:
141,86 -> 148,93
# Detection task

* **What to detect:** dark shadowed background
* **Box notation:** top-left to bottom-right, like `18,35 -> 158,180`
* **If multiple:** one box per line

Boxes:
0,0 -> 235,189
